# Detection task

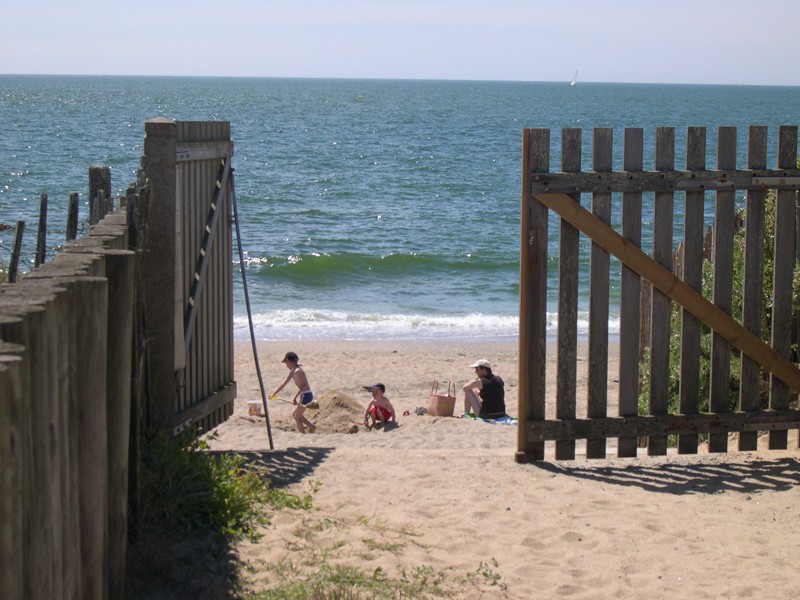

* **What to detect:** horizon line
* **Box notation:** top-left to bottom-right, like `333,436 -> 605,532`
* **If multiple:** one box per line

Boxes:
1,72 -> 797,88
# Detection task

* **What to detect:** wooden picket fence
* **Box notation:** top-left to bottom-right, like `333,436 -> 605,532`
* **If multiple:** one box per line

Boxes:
0,118 -> 237,598
518,125 -> 800,462
0,211 -> 134,599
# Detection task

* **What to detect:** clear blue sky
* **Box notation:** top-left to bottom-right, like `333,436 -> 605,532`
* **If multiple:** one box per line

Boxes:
2,0 -> 797,85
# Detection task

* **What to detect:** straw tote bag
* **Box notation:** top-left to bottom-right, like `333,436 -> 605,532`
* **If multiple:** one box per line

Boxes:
427,379 -> 456,417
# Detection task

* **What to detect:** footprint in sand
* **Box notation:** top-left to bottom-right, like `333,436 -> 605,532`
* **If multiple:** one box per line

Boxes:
560,530 -> 584,543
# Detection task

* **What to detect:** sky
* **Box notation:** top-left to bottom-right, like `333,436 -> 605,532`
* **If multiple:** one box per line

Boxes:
1,0 -> 798,86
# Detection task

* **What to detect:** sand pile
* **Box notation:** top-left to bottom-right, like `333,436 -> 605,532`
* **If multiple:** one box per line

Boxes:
306,390 -> 365,434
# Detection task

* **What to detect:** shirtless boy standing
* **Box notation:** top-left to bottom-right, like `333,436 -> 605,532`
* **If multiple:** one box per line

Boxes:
272,351 -> 316,433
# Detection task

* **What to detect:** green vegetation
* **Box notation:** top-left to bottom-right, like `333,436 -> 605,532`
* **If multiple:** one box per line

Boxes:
125,430 -> 503,599
241,507 -> 505,598
250,558 -> 505,600
126,428 -> 315,599
638,189 -> 800,426
134,429 -> 284,540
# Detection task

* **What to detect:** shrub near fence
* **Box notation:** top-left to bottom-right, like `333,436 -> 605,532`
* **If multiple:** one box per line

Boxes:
0,209 -> 134,599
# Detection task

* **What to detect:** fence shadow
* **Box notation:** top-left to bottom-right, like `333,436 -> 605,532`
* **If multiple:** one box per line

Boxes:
531,456 -> 800,496
229,447 -> 335,488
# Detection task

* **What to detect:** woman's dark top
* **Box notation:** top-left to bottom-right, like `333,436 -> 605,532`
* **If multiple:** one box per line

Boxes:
478,375 -> 506,418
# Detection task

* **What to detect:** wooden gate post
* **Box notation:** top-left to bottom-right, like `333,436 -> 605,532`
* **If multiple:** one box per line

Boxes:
89,166 -> 111,226
142,118 -> 179,433
36,193 -> 48,267
67,192 -> 79,241
517,128 -> 549,462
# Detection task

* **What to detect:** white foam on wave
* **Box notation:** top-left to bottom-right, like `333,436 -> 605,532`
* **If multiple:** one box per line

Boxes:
234,309 -> 620,341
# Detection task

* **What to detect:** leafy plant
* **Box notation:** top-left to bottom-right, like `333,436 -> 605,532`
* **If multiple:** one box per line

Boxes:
133,428 -> 274,540
639,188 -> 800,431
126,428 -> 315,598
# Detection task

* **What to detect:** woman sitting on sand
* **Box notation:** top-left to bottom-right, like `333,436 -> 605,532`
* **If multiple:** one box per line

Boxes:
272,351 -> 316,434
363,383 -> 397,429
462,359 -> 506,419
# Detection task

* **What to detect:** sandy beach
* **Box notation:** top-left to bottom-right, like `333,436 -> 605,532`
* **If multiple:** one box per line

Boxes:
205,339 -> 800,599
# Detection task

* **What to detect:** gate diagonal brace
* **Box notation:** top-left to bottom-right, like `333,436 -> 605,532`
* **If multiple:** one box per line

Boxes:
183,157 -> 231,353
531,191 -> 800,395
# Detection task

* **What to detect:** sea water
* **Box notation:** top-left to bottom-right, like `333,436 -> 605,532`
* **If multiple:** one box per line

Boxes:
1,75 -> 798,340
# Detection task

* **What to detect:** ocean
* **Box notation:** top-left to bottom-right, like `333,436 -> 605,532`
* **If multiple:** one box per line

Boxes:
1,75 -> 799,341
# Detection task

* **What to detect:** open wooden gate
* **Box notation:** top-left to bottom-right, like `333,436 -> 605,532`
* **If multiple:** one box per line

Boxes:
142,118 -> 236,434
518,126 -> 800,462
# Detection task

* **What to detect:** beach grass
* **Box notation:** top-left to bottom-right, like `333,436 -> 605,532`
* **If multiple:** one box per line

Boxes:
124,427 -> 507,599
247,557 -> 505,599
125,428 -> 315,598
123,427 -> 502,599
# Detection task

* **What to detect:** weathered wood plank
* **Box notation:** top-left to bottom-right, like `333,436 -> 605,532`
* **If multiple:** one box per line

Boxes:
8,220 -> 24,283
104,251 -> 135,600
88,166 -> 111,216
35,193 -> 48,267
176,140 -> 234,162
648,127 -> 675,456
619,128 -> 643,458
223,174 -> 235,418
74,277 -> 109,599
57,282 -> 82,600
769,126 -> 798,449
0,320 -> 26,599
176,120 -> 231,144
32,297 -> 63,596
41,284 -> 68,599
526,409 -> 800,442
0,342 -> 24,600
678,127 -> 706,455
739,126 -> 768,451
555,129 -> 581,461
0,298 -> 54,598
587,128 -> 613,460
528,168 -> 800,193
142,118 -> 180,433
516,128 -> 549,463
173,384 -> 237,431
182,157 -> 231,360
709,127 -> 737,453
66,192 -> 79,241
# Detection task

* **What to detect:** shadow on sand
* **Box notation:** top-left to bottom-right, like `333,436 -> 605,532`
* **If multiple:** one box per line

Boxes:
531,456 -> 800,496
225,446 -> 336,488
